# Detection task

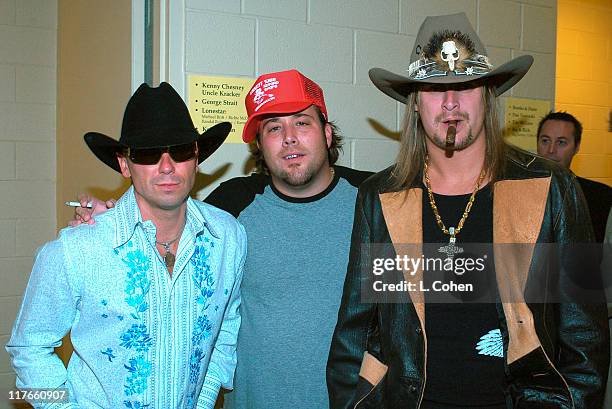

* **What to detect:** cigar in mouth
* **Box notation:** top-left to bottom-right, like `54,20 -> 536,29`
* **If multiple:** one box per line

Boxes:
445,121 -> 457,148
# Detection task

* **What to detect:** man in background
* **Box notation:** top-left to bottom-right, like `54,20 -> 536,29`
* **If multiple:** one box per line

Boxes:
537,111 -> 612,242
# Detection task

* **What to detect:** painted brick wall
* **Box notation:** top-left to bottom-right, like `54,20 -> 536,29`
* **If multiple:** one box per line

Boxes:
0,0 -> 57,406
183,0 -> 557,200
556,0 -> 612,186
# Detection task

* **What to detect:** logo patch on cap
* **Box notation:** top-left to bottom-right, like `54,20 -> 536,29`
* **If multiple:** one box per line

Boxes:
250,77 -> 280,112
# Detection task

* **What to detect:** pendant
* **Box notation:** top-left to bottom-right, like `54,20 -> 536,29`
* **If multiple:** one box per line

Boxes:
437,227 -> 464,260
164,252 -> 175,271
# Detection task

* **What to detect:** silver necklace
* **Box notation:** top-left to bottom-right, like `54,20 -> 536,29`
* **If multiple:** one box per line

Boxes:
156,233 -> 181,271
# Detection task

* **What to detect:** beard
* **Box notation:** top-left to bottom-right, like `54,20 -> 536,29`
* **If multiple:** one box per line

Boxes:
277,153 -> 327,186
263,130 -> 330,187
429,128 -> 476,151
428,112 -> 476,151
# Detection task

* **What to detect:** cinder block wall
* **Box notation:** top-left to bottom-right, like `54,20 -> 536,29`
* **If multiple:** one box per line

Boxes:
0,0 -> 58,406
184,0 -> 557,201
555,0 -> 612,186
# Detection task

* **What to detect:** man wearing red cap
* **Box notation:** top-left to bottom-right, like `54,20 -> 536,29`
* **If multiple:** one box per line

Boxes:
71,70 -> 372,408
205,69 -> 372,409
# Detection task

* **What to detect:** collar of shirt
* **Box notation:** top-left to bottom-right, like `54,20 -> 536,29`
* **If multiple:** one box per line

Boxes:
112,186 -> 221,249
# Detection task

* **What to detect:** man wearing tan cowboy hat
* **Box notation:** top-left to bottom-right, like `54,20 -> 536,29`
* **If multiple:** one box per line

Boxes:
6,83 -> 246,408
327,13 -> 609,409
68,70 -> 372,408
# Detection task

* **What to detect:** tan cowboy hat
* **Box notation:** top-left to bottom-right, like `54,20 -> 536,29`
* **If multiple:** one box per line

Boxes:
369,12 -> 533,103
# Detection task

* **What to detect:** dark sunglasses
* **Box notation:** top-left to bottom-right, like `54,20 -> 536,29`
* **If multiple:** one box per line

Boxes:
124,142 -> 198,165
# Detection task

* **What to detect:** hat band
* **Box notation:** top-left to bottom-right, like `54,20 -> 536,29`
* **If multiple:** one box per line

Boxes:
407,55 -> 493,81
121,126 -> 198,148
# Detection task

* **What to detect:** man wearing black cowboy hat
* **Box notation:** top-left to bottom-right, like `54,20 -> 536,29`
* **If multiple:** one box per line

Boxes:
6,83 -> 246,409
327,13 -> 609,409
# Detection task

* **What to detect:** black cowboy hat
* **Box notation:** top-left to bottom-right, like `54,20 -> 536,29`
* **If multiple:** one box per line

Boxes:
369,13 -> 533,102
84,82 -> 231,172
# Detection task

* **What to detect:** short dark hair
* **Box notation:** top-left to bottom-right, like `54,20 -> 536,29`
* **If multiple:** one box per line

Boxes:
249,107 -> 343,174
536,111 -> 583,146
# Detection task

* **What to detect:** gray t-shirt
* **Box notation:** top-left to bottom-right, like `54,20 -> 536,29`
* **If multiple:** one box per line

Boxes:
205,166 -> 371,408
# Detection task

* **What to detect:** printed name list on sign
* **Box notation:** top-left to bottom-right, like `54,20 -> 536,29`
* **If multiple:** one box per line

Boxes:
503,97 -> 550,152
188,75 -> 255,143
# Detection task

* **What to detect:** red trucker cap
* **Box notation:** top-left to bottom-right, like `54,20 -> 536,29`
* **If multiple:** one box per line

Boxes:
242,69 -> 328,143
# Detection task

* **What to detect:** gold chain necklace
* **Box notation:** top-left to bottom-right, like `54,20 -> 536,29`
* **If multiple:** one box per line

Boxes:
423,157 -> 485,257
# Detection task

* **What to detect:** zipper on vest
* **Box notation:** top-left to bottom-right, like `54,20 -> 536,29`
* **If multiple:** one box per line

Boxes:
416,323 -> 427,409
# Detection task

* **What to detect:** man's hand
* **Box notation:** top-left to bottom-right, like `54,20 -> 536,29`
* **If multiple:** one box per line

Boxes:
68,193 -> 116,227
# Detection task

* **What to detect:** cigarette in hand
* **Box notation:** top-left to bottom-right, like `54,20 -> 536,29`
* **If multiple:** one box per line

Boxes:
64,201 -> 93,208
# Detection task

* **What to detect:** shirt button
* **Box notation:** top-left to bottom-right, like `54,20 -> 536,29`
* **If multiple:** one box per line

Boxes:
415,327 -> 422,334
409,385 -> 418,393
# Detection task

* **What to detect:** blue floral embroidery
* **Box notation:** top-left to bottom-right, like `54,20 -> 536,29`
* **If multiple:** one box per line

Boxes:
192,316 -> 213,346
123,251 -> 151,314
120,323 -> 153,352
117,246 -> 153,408
188,348 -> 205,384
124,355 -> 152,395
191,239 -> 215,306
101,348 -> 116,362
124,401 -> 150,409
100,299 -> 109,318
186,237 -> 216,406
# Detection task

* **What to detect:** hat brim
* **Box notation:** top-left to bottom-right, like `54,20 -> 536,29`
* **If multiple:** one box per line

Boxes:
84,121 -> 232,173
83,132 -> 125,172
197,121 -> 232,164
369,55 -> 533,103
242,101 -> 314,143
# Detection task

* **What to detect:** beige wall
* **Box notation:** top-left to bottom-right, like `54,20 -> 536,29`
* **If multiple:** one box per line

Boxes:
556,0 -> 612,186
57,0 -> 132,228
55,0 -> 132,372
0,0 -> 57,406
0,1 -> 131,407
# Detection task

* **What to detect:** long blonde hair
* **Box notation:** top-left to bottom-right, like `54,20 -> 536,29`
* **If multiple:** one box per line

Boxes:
390,86 -> 506,191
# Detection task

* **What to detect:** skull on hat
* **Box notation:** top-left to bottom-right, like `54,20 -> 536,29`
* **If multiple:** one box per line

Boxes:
425,30 -> 476,73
